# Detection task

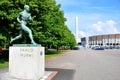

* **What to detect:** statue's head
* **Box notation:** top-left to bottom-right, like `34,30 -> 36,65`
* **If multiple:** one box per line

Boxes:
24,5 -> 30,12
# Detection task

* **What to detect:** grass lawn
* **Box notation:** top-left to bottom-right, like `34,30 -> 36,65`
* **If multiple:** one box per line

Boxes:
0,59 -> 9,68
45,50 -> 62,58
0,50 -> 65,69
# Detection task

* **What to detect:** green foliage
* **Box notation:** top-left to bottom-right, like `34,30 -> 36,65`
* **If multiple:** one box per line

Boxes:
0,59 -> 9,68
0,0 -> 76,49
0,34 -> 7,47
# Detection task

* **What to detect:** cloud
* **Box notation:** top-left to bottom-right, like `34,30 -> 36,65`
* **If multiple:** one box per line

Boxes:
78,20 -> 119,38
91,20 -> 119,35
92,21 -> 103,32
78,31 -> 90,38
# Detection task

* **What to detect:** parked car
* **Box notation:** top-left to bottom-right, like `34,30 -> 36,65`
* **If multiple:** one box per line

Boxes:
115,46 -> 120,49
92,46 -> 104,50
72,46 -> 80,50
0,48 -> 3,55
0,49 -> 9,59
91,45 -> 99,50
94,47 -> 104,50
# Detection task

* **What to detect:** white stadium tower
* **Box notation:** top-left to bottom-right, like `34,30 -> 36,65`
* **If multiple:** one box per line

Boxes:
75,16 -> 79,43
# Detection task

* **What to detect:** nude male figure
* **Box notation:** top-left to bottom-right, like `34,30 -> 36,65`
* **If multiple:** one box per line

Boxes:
10,5 -> 36,45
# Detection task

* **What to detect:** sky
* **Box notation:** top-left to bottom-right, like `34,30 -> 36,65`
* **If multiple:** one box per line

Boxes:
56,0 -> 120,38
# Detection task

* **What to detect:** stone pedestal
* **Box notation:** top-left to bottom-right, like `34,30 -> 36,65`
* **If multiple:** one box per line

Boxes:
9,46 -> 44,80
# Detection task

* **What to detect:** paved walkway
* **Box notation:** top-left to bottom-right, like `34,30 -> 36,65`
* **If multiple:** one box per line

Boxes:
46,49 -> 120,80
1,49 -> 120,80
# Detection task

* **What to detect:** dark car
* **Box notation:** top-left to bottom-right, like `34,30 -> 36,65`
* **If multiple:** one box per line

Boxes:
94,47 -> 104,50
72,46 -> 80,50
0,48 -> 9,59
0,48 -> 3,55
0,48 -> 2,52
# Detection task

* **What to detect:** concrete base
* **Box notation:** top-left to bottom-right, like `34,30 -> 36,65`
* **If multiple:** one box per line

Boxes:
0,71 -> 58,80
9,46 -> 44,79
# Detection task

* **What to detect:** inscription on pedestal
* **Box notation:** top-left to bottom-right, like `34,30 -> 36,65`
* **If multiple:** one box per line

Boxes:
19,48 -> 34,57
20,48 -> 33,52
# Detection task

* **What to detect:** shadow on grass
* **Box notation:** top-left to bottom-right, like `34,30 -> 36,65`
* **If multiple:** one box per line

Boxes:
0,50 -> 9,68
45,49 -> 62,59
45,49 -> 62,55
0,59 -> 9,69
0,59 -> 8,64
46,68 -> 75,80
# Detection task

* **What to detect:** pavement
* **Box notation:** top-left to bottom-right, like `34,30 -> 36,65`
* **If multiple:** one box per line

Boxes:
1,49 -> 120,80
46,49 -> 120,80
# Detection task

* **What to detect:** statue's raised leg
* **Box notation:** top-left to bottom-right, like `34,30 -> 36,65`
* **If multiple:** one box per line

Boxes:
10,34 -> 22,44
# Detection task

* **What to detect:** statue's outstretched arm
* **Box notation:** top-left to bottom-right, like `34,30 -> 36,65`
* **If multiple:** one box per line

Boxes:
17,13 -> 22,23
29,14 -> 33,21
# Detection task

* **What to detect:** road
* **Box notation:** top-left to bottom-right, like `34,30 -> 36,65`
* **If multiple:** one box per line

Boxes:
46,49 -> 120,80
